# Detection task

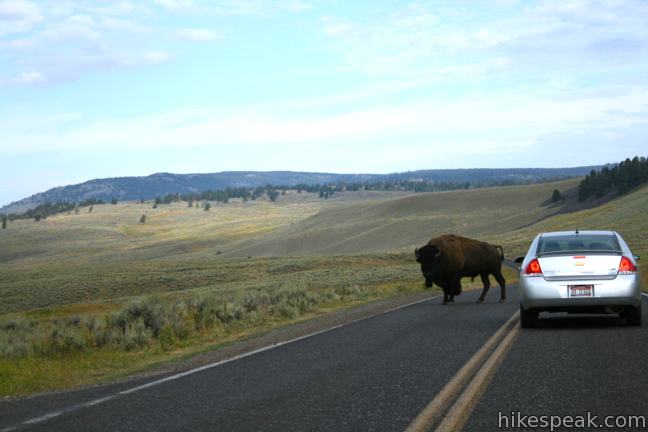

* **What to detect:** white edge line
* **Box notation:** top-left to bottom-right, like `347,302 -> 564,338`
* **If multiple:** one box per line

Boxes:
83,395 -> 117,407
22,412 -> 62,425
11,293 -> 441,429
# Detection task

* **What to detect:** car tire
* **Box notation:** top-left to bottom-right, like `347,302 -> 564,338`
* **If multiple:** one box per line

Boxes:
520,305 -> 538,328
625,303 -> 642,327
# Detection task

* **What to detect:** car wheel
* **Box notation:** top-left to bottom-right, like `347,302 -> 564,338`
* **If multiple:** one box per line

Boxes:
520,305 -> 538,328
625,303 -> 642,327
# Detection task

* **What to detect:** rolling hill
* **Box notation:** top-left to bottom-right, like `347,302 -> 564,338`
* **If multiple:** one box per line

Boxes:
225,179 -> 583,256
0,167 -> 600,214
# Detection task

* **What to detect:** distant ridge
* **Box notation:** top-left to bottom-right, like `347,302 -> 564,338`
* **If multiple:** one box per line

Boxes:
0,167 -> 599,214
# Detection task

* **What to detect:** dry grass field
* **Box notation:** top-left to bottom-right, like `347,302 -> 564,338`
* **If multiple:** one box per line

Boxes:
226,179 -> 583,256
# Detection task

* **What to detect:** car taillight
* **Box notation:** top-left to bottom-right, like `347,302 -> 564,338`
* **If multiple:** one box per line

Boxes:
524,258 -> 543,276
618,256 -> 637,274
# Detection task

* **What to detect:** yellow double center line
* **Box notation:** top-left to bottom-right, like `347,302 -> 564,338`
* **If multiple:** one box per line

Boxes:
405,311 -> 521,432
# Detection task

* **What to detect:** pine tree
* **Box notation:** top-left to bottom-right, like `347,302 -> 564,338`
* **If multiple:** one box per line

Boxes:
140,214 -> 147,223
551,189 -> 563,202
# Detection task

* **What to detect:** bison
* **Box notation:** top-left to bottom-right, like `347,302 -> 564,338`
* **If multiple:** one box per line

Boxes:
415,234 -> 506,305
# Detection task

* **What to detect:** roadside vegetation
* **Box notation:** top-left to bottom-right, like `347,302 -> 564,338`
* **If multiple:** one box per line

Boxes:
0,250 -> 519,397
0,253 -> 429,396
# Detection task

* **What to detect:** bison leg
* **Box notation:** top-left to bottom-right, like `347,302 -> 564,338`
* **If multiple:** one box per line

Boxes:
494,271 -> 506,302
441,287 -> 456,305
442,291 -> 450,305
477,273 -> 491,303
450,278 -> 462,296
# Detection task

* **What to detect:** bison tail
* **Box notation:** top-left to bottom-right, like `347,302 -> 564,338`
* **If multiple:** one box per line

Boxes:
495,245 -> 504,261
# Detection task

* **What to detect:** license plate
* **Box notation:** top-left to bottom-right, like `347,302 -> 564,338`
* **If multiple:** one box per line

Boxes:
569,285 -> 593,297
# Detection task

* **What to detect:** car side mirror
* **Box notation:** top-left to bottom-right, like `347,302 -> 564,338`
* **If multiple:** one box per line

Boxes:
514,256 -> 525,264
634,255 -> 640,261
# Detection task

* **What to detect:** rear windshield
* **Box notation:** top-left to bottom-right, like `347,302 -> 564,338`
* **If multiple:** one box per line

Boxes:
536,234 -> 621,255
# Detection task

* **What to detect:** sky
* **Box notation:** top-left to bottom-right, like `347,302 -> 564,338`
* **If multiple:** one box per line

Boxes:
1,0 -> 648,206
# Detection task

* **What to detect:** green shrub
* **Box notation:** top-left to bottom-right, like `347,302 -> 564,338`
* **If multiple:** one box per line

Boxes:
216,301 -> 241,323
62,330 -> 87,353
0,338 -> 30,358
273,303 -> 300,320
122,319 -> 152,351
35,327 -> 87,355
0,318 -> 29,332
241,291 -> 270,313
158,325 -> 176,350
120,298 -> 167,336
336,284 -> 364,297
191,296 -> 220,330
170,303 -> 191,340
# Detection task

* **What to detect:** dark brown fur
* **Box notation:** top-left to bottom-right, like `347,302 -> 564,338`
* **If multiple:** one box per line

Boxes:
415,234 -> 506,305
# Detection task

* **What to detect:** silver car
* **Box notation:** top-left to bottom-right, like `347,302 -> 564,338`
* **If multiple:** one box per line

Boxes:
516,230 -> 642,328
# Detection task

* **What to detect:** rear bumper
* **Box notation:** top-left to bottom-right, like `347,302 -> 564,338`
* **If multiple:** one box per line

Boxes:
519,275 -> 642,310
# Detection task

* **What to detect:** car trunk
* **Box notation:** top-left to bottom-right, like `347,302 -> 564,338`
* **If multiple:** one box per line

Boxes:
538,254 -> 622,281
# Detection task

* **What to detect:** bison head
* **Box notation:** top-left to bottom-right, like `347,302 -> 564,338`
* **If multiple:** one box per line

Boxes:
415,244 -> 442,288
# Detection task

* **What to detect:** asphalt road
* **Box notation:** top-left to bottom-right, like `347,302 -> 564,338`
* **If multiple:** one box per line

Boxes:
464,295 -> 648,432
2,286 -> 646,432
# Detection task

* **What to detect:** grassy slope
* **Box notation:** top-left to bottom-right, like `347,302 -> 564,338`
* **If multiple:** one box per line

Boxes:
0,198 -> 323,313
0,191 -> 417,314
227,179 -> 581,256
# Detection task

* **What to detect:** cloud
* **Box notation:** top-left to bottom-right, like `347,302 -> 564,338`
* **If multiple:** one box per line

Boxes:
173,28 -> 220,42
139,50 -> 171,64
3,85 -> 647,161
151,0 -> 312,15
279,1 -> 313,13
152,0 -> 196,11
0,0 -> 42,36
319,0 -> 648,81
321,16 -> 359,37
4,71 -> 44,85
100,17 -> 152,34
0,7 -> 169,86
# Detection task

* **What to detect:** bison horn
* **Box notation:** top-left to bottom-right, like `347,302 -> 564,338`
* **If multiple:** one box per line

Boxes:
434,249 -> 442,258
414,247 -> 420,258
